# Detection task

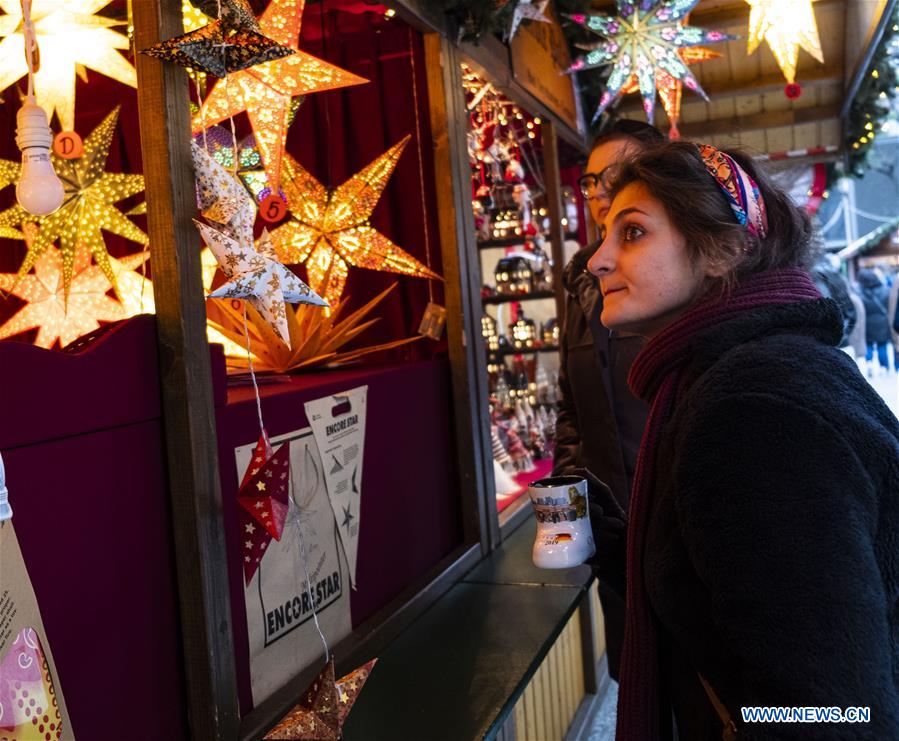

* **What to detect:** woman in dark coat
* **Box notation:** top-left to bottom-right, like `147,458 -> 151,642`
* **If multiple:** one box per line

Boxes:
583,141 -> 899,740
857,267 -> 892,371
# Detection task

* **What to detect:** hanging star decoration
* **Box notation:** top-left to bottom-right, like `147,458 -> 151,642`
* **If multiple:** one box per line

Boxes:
566,1 -> 734,124
109,251 -> 153,317
0,159 -> 21,238
193,0 -> 368,196
142,0 -> 295,78
508,0 -> 550,41
263,657 -> 377,740
745,0 -> 823,86
187,0 -> 261,33
0,0 -> 137,132
620,45 -> 721,137
0,107 -> 147,300
238,432 -> 290,585
0,245 -> 126,349
270,137 -> 442,307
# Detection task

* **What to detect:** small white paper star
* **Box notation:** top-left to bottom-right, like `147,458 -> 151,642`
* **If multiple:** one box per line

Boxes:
509,0 -> 550,40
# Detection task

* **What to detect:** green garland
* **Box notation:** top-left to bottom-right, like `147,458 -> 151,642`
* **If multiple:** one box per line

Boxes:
845,6 -> 899,177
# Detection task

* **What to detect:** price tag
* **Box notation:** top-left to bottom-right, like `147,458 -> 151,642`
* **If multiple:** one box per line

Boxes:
259,194 -> 287,223
53,131 -> 83,159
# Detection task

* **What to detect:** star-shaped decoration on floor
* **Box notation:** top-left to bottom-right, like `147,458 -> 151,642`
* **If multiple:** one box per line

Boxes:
141,18 -> 295,78
508,0 -> 550,40
745,0 -> 823,85
200,223 -> 328,346
340,504 -> 354,534
263,657 -> 377,740
0,107 -> 147,300
0,244 -> 125,349
270,138 -> 441,307
0,0 -> 137,131
193,0 -> 368,196
566,1 -> 734,124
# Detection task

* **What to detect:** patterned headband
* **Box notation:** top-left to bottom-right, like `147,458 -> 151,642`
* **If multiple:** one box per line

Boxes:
695,143 -> 768,239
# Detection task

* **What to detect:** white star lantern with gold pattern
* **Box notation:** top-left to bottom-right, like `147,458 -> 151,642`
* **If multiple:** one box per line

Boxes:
509,0 -> 550,40
745,0 -> 823,85
0,0 -> 137,131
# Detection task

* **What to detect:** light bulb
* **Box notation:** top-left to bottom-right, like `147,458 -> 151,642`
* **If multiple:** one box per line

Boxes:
15,100 -> 65,216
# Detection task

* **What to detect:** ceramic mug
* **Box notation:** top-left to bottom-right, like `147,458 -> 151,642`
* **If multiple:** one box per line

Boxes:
528,475 -> 596,569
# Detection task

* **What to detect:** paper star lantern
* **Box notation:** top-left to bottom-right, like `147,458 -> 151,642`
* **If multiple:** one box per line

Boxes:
567,1 -> 734,124
199,223 -> 327,346
0,159 -> 21,239
109,251 -> 153,316
509,0 -> 550,40
192,140 -> 256,245
188,0 -> 261,32
193,0 -> 368,195
0,245 -> 125,349
263,657 -> 376,740
141,19 -> 295,78
0,0 -> 137,131
0,107 -> 147,300
621,45 -> 721,137
746,0 -> 823,85
270,138 -> 441,307
238,432 -> 290,584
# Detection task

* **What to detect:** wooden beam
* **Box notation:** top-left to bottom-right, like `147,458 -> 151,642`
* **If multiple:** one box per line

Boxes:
689,0 -> 846,30
542,120 -> 568,326
618,68 -> 844,114
423,34 -> 498,550
673,104 -> 841,138
132,3 -> 239,739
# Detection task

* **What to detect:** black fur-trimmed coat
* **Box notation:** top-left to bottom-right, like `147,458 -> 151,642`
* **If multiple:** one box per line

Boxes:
623,299 -> 899,739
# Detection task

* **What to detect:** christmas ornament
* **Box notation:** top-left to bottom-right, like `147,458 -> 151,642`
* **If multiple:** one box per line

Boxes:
0,245 -> 126,349
270,139 -> 441,307
141,19 -> 295,78
188,0 -> 260,32
198,222 -> 327,347
263,656 -> 376,740
193,0 -> 368,195
566,2 -> 733,124
206,282 -> 422,372
508,0 -> 549,40
0,0 -> 137,131
192,140 -> 255,245
746,0 -> 823,86
0,107 -> 147,300
620,45 -> 721,137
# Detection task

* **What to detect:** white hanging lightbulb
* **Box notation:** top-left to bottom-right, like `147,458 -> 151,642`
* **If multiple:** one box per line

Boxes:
15,0 -> 65,217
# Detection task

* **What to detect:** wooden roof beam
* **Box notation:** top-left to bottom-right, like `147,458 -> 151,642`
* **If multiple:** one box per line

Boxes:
689,0 -> 846,30
672,103 -> 841,137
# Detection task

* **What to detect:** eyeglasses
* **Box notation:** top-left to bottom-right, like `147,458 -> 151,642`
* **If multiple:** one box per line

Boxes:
577,165 -> 617,199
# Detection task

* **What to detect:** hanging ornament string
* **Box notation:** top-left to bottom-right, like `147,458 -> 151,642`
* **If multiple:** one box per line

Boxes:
241,305 -> 267,440
20,0 -> 37,102
407,27 -> 435,303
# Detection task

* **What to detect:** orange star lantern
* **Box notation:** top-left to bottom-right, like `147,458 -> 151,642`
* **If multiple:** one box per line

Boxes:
621,46 -> 721,138
0,245 -> 125,349
271,137 -> 441,307
193,0 -> 368,195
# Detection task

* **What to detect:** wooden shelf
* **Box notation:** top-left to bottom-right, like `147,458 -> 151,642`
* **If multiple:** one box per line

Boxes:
482,290 -> 554,305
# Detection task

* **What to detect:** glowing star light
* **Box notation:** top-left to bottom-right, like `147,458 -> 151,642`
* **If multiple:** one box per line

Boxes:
567,1 -> 734,124
0,0 -> 137,132
0,107 -> 147,300
271,138 -> 442,307
263,657 -> 376,740
0,246 -> 125,349
194,0 -> 368,196
746,0 -> 823,85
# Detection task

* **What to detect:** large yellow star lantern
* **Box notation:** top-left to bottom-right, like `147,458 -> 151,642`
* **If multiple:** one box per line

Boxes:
193,0 -> 368,196
0,245 -> 126,349
746,0 -> 823,85
271,137 -> 442,308
0,107 -> 148,300
0,0 -> 137,132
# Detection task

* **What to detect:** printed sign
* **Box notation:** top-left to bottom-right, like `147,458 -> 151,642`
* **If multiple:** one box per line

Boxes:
304,387 -> 368,588
236,428 -> 352,707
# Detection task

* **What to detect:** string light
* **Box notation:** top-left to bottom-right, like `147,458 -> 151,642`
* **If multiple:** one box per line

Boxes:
0,0 -> 137,131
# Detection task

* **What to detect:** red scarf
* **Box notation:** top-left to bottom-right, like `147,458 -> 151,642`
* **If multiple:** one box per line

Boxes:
615,268 -> 821,740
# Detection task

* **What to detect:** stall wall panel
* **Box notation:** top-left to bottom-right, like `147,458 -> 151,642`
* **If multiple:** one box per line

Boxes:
3,421 -> 188,741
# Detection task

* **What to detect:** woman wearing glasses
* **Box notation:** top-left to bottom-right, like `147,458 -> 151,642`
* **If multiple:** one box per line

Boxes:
553,119 -> 663,681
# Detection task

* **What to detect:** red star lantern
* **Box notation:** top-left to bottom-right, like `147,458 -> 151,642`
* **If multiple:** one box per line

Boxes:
264,657 -> 377,740
238,432 -> 291,584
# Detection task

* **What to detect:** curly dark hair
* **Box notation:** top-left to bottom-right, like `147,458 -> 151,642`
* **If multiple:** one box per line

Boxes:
592,119 -> 666,151
606,141 -> 818,290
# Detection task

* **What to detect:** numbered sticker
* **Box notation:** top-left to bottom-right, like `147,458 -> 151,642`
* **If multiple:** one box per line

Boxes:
259,194 -> 287,223
53,131 -> 83,159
